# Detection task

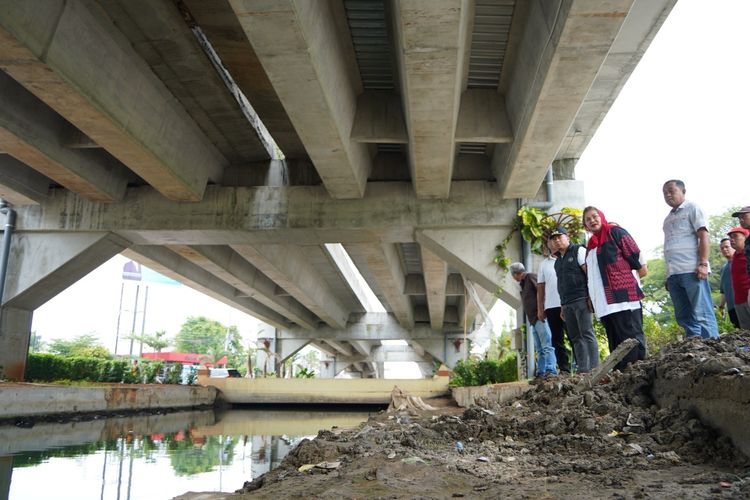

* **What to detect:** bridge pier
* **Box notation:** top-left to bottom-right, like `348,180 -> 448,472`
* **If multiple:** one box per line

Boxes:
0,231 -> 129,380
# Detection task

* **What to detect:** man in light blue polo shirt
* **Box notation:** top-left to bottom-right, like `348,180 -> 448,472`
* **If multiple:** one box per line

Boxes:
662,179 -> 719,338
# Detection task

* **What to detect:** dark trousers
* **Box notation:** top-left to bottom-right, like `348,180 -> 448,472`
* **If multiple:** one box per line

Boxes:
728,308 -> 740,329
600,308 -> 647,372
545,307 -> 570,373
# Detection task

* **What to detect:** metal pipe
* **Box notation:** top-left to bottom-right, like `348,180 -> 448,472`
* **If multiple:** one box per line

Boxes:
518,166 -> 556,378
0,199 -> 17,311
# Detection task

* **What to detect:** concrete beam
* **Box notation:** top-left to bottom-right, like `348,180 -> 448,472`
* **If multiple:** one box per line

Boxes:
494,0 -> 634,197
392,0 -> 472,198
416,228 -> 520,308
344,243 -> 414,329
349,340 -> 374,357
123,246 -> 290,330
371,345 -> 432,363
323,340 -> 354,357
183,0 -> 306,159
0,155 -> 49,205
350,92 -> 408,144
4,232 -> 129,310
229,0 -> 372,198
103,0 -> 271,164
0,0 -> 225,201
232,244 -> 349,329
455,89 -> 513,143
555,0 -> 676,162
16,182 -> 518,246
280,313 -> 454,342
420,245 -> 448,330
167,245 -> 319,330
0,72 -> 129,202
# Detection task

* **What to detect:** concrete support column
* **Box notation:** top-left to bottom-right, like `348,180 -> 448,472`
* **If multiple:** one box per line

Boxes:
552,158 -> 577,181
318,358 -> 336,379
0,307 -> 33,380
256,337 -> 276,377
0,456 -> 12,500
375,362 -> 385,380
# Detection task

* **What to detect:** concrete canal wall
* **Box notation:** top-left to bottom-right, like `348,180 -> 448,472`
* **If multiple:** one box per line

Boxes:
0,383 -> 217,419
199,375 -> 451,405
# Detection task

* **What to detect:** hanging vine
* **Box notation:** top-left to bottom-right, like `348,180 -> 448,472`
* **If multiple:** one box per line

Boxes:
494,206 -> 585,272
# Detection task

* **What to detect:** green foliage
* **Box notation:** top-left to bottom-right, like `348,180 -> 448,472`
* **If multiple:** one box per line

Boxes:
25,353 -> 168,384
127,329 -> 171,353
494,206 -> 585,272
641,314 -> 682,354
450,352 -> 518,387
175,316 -> 244,368
294,367 -> 316,378
164,363 -> 183,384
47,334 -> 108,358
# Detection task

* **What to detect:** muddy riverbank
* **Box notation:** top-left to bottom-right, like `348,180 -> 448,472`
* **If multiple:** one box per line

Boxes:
180,331 -> 750,499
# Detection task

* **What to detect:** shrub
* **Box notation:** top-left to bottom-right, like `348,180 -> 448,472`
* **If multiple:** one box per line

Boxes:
25,353 -> 70,382
450,352 -> 518,387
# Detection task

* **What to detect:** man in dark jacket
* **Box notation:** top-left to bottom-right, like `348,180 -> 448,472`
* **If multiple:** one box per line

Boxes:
551,227 -> 600,373
732,206 -> 750,317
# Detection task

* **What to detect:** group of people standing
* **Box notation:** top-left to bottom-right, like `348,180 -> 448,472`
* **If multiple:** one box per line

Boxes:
510,179 -> 750,377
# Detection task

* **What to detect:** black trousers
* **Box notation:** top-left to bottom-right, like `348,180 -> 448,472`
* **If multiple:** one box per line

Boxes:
545,307 -> 571,373
600,308 -> 647,372
728,308 -> 740,329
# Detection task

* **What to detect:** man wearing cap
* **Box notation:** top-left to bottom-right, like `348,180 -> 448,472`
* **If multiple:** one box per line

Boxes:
662,180 -> 719,338
718,238 -> 739,328
728,225 -> 750,329
551,227 -> 600,373
509,262 -> 558,376
733,205 -> 750,308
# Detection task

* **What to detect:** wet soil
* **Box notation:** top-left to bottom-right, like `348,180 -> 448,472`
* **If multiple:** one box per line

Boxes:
184,331 -> 750,499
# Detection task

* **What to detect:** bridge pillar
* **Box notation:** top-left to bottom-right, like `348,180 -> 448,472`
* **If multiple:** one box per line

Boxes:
318,358 -> 336,379
0,231 -> 129,380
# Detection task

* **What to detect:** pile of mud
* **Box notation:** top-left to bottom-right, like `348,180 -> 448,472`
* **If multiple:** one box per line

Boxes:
237,332 -> 750,498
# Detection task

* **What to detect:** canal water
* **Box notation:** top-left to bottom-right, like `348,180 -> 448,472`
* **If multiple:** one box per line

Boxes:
0,408 -> 374,499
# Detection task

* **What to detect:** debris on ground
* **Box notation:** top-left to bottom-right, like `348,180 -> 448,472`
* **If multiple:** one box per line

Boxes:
231,331 -> 750,499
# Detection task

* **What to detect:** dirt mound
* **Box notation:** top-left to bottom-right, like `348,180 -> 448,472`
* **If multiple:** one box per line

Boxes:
236,332 -> 750,499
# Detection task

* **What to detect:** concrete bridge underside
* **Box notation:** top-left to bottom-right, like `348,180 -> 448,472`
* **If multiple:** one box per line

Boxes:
0,0 -> 675,379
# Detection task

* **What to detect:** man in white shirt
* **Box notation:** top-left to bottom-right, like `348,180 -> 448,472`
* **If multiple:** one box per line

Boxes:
537,238 -> 571,374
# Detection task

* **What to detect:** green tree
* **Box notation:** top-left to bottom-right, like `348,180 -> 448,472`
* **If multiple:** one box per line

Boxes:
175,316 -> 244,366
127,329 -> 171,353
47,334 -> 108,357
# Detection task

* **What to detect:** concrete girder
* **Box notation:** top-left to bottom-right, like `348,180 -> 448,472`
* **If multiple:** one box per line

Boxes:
310,341 -> 338,359
555,0 -> 677,162
494,0 -> 634,198
415,228 -> 520,309
228,0 -> 372,199
101,0 -> 271,163
15,182 -> 518,246
0,72 -> 129,203
0,0 -> 226,201
0,155 -> 49,205
182,0 -> 306,159
349,340 -> 374,357
371,345 -> 432,364
420,245 -> 448,330
167,245 -> 319,330
280,313 -> 453,342
231,244 -> 349,329
323,340 -> 354,357
123,246 -> 290,330
3,232 -> 130,310
344,243 -> 414,329
392,0 -> 472,199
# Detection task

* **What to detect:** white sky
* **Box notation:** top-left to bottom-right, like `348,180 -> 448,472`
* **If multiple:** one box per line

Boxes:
32,0 -> 749,350
576,0 -> 750,256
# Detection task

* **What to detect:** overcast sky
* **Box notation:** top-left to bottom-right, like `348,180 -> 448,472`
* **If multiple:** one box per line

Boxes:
576,0 -> 749,255
31,0 -> 748,348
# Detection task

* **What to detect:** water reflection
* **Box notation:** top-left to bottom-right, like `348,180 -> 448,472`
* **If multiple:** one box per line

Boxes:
1,408 -> 371,499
